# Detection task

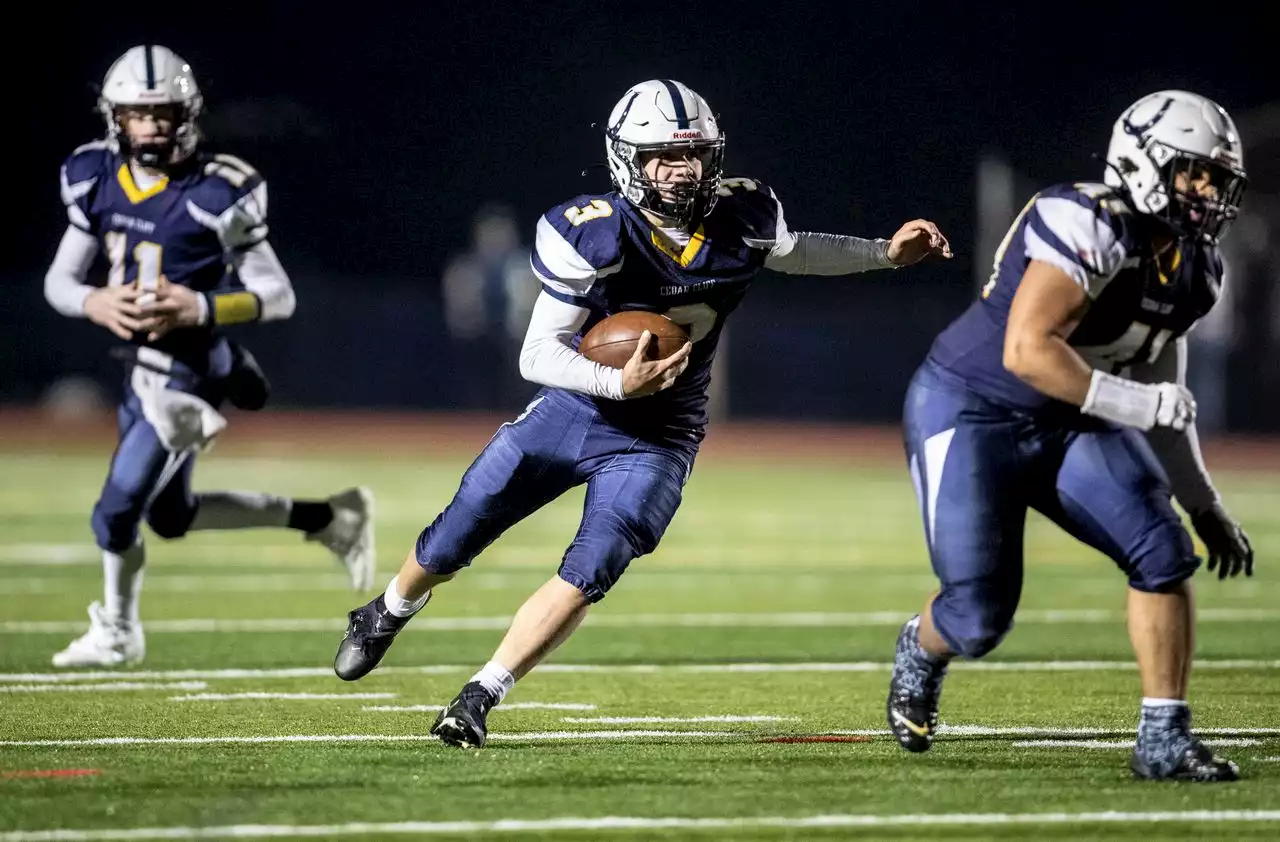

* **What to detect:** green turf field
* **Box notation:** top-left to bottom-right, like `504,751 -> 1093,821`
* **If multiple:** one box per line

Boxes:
0,434 -> 1277,840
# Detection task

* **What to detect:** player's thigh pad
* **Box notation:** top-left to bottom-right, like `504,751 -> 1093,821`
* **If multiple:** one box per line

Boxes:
92,399 -> 188,551
903,365 -> 1028,658
558,446 -> 690,602
1050,427 -> 1198,591
416,395 -> 587,574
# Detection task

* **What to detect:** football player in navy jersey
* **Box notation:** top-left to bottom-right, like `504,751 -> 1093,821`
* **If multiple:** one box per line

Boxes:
332,78 -> 951,747
43,45 -> 375,668
885,91 -> 1254,782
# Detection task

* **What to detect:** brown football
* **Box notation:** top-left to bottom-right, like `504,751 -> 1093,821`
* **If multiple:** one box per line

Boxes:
578,311 -> 690,369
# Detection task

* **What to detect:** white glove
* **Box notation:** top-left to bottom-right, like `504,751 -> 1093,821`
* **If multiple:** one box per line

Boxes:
1082,370 -> 1195,432
1152,382 -> 1196,431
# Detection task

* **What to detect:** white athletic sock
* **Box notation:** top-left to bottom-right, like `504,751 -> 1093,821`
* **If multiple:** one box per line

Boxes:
383,575 -> 430,618
189,492 -> 291,531
103,541 -> 145,625
470,660 -> 516,703
1142,697 -> 1189,709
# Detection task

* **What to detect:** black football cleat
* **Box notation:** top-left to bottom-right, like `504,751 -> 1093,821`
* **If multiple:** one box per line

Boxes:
431,681 -> 497,749
886,616 -> 948,753
1132,737 -> 1240,782
333,595 -> 410,681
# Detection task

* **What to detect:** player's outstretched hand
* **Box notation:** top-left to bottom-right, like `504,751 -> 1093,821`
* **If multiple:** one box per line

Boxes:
143,279 -> 205,341
621,330 -> 693,398
1191,503 -> 1254,580
887,219 -> 953,266
85,285 -> 151,340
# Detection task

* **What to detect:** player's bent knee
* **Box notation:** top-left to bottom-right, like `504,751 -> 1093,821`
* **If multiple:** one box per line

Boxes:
91,498 -> 143,553
559,512 -> 657,603
1128,549 -> 1199,592
931,584 -> 1017,659
1126,521 -> 1199,592
414,513 -> 481,577
145,506 -> 196,540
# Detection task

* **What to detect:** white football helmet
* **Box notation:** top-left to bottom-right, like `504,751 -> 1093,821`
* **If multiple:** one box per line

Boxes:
98,45 -> 203,167
1104,90 -> 1247,241
604,79 -> 725,226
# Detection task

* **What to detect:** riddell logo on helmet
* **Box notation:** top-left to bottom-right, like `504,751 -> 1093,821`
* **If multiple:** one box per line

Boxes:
670,130 -> 703,139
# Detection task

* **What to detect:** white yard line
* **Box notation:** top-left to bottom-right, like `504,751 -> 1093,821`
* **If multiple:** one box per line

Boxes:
5,576 -> 352,594
1013,738 -> 1261,749
2,810 -> 1280,840
364,703 -> 596,712
168,693 -> 395,702
0,681 -> 206,694
561,715 -> 795,724
3,660 -> 1279,684
6,608 -> 1280,634
0,731 -> 739,748
4,726 -> 1276,750
832,726 -> 1280,737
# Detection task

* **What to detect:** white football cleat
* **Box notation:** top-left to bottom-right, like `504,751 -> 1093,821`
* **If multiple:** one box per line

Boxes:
52,602 -> 145,668
307,486 -> 376,591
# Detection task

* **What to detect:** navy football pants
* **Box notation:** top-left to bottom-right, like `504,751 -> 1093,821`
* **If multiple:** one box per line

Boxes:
903,361 -> 1199,659
415,390 -> 695,602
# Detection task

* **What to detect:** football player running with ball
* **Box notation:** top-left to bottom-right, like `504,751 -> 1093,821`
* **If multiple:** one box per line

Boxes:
885,90 -> 1254,782
333,79 -> 951,747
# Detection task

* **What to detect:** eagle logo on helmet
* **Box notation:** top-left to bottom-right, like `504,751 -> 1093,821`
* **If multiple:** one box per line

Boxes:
1105,90 -> 1248,241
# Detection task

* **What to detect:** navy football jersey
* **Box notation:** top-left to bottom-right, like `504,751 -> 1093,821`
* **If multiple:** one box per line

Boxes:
531,178 -> 786,435
928,182 -> 1221,411
59,141 -> 270,374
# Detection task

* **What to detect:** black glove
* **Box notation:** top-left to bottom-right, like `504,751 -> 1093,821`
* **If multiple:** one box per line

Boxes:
225,340 -> 270,411
1190,503 -> 1254,579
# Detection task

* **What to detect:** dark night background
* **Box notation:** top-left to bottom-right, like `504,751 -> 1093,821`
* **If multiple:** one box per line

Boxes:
4,1 -> 1276,429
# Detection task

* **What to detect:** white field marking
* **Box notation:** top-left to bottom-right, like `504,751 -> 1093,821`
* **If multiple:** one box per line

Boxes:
4,660 -> 1280,685
0,681 -> 207,694
560,715 -> 796,724
831,726 -> 1280,737
5,575 -> 353,594
168,692 -> 396,702
0,544 -> 313,566
0,731 -> 739,748
7,608 -> 1280,635
2,811 -> 1280,841
5,728 -> 1276,751
364,702 -> 597,712
1014,738 -> 1261,749
1261,756 -> 1280,762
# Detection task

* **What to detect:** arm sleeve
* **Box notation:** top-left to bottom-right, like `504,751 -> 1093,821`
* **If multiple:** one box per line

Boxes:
229,241 -> 296,322
1130,336 -> 1220,513
765,230 -> 895,275
43,225 -> 100,317
518,291 -> 625,400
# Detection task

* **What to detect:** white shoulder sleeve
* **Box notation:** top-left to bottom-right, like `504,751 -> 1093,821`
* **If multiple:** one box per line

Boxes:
1026,197 -> 1128,297
519,291 -> 625,400
1130,336 -> 1220,513
44,226 -> 100,317
232,240 -> 296,321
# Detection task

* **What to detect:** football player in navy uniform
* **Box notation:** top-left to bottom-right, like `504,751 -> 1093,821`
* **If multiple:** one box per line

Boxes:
44,45 -> 376,668
332,79 -> 952,747
886,91 -> 1254,782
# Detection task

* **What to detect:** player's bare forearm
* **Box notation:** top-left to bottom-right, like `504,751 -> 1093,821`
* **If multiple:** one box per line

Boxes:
1004,260 -> 1092,406
1002,334 -> 1093,406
